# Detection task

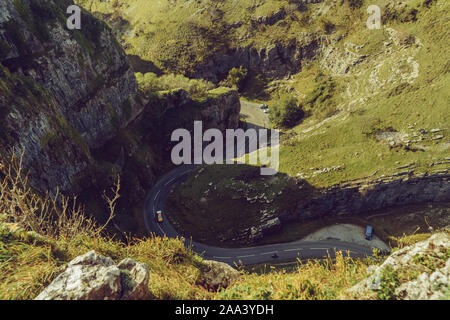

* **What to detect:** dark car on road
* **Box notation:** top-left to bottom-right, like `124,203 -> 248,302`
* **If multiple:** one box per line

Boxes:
365,225 -> 373,240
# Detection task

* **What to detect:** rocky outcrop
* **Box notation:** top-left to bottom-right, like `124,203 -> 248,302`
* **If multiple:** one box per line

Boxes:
117,258 -> 150,300
397,258 -> 449,300
347,232 -> 450,300
0,0 -> 138,194
196,260 -> 241,291
247,217 -> 282,242
240,170 -> 449,244
286,170 -> 450,222
154,87 -> 241,133
192,35 -> 320,83
200,89 -> 241,131
254,7 -> 286,26
35,251 -> 150,300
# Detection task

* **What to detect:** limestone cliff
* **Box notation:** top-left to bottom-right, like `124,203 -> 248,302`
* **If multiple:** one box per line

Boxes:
0,0 -> 138,195
0,0 -> 242,232
192,35 -> 321,83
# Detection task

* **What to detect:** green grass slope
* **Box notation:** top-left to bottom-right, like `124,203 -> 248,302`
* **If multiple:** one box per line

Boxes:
94,0 -> 450,244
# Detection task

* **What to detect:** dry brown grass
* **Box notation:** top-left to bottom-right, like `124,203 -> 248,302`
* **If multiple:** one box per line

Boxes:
219,251 -> 374,300
0,151 -> 213,300
0,150 -> 118,240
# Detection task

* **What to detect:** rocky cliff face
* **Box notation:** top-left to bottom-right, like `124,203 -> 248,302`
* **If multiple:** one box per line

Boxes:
240,169 -> 450,244
142,87 -> 241,172
192,35 -> 321,83
154,87 -> 240,132
0,0 -> 138,194
286,170 -> 450,222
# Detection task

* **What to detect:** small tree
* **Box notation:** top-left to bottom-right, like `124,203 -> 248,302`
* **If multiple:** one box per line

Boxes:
226,66 -> 248,90
269,94 -> 304,128
347,0 -> 363,9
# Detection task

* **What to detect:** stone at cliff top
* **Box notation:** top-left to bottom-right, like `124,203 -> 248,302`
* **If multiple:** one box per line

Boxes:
347,232 -> 450,300
35,251 -> 150,300
117,258 -> 150,300
196,260 -> 241,291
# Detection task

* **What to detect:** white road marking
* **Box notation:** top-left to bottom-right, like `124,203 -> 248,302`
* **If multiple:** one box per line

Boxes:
157,224 -> 165,234
165,177 -> 176,186
283,248 -> 303,252
213,256 -> 232,259
310,248 -> 329,250
237,254 -> 255,258
270,261 -> 299,267
261,251 -> 278,255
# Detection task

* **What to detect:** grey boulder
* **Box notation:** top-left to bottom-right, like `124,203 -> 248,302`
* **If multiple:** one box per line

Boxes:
35,251 -> 149,300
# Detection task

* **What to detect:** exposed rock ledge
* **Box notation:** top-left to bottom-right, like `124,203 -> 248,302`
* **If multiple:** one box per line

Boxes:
347,232 -> 450,300
287,170 -> 450,222
244,170 -> 450,244
192,34 -> 323,83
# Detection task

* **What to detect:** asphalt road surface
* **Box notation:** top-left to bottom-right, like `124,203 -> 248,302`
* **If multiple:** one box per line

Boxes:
143,100 -> 376,265
240,100 -> 270,129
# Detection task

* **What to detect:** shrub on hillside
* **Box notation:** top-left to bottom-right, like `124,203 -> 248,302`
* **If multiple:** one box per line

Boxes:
318,17 -> 335,34
346,0 -> 363,9
135,72 -> 215,99
269,94 -> 304,128
303,76 -> 337,120
226,66 -> 248,91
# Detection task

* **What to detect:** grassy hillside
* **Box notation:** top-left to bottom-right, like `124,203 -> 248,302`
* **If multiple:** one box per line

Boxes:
74,0 -> 449,187
74,0 -> 376,74
111,0 -> 449,246
273,0 -> 449,187
2,0 -> 446,301
2,153 -> 447,300
0,219 -> 376,300
0,154 -> 376,300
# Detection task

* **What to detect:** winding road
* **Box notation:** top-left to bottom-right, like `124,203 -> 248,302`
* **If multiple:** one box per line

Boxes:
143,101 -> 376,266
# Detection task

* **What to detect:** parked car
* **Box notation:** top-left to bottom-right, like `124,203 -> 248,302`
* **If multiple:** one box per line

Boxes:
260,104 -> 268,109
365,225 -> 373,240
263,109 -> 270,114
155,210 -> 164,223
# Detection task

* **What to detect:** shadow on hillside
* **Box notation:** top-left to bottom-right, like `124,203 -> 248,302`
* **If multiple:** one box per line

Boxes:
127,55 -> 162,75
165,162 -> 317,248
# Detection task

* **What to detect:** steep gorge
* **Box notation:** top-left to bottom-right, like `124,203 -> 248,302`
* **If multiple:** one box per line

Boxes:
0,0 -> 241,231
0,0 -> 138,195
